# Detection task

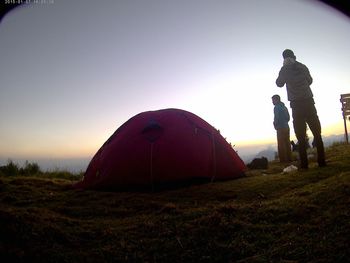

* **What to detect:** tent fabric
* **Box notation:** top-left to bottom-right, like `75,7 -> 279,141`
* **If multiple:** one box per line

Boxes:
74,108 -> 246,190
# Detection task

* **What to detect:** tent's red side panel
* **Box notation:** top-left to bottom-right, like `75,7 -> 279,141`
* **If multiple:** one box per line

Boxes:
73,108 -> 246,190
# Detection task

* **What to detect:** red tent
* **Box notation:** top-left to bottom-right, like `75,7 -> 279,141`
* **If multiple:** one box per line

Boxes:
74,109 -> 246,190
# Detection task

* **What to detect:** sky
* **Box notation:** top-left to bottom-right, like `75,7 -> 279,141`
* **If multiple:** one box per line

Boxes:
1,0 -> 350,169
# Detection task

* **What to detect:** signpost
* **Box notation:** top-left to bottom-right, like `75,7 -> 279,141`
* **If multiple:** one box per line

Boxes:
340,93 -> 350,143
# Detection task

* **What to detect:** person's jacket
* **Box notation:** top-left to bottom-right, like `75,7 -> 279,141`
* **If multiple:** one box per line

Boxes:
273,101 -> 290,130
276,61 -> 313,102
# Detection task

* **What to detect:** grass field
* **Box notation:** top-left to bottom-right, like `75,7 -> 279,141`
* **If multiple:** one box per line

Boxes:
0,143 -> 349,262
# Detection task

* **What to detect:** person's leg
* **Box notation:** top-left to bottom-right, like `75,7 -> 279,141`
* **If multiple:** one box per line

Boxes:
277,130 -> 285,162
284,127 -> 292,162
292,108 -> 308,168
278,128 -> 291,162
305,104 -> 326,166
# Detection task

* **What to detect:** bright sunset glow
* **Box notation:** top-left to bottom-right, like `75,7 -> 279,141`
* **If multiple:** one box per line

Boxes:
1,0 -> 350,167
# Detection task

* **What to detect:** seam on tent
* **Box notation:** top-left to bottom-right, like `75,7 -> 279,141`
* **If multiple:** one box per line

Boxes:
150,142 -> 155,192
211,132 -> 217,182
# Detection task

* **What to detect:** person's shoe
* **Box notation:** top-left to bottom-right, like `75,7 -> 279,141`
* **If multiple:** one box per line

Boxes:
318,161 -> 327,167
299,165 -> 308,171
299,161 -> 308,170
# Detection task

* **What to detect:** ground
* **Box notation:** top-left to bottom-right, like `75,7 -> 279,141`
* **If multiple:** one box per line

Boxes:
0,143 -> 349,262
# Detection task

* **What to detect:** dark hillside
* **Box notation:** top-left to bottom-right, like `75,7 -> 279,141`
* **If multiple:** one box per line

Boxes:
0,144 -> 349,262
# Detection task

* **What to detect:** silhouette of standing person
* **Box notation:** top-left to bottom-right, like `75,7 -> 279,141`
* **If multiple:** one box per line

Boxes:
272,94 -> 292,163
276,49 -> 326,169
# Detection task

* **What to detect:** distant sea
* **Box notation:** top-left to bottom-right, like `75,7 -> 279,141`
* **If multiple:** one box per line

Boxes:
1,134 -> 346,173
238,133 -> 346,163
0,157 -> 90,174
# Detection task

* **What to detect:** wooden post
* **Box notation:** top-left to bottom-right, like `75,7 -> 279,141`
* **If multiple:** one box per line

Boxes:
343,111 -> 349,144
340,93 -> 350,144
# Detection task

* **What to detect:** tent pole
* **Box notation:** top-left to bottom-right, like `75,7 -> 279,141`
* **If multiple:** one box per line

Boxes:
150,142 -> 155,191
211,133 -> 217,182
